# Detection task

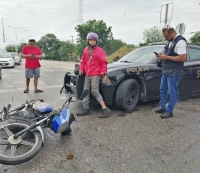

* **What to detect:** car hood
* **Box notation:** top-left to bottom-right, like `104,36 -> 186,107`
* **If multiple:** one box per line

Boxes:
0,57 -> 10,61
108,61 -> 150,73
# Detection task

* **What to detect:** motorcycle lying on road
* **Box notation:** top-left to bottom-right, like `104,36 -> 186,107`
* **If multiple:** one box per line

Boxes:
0,84 -> 88,165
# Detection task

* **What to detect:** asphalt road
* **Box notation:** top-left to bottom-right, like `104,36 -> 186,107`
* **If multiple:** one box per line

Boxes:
1,60 -> 200,173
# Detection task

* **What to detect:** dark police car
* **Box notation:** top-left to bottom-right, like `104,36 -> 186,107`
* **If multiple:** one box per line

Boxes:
65,44 -> 200,113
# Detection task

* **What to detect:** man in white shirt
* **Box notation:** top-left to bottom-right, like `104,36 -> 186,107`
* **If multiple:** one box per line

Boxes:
154,27 -> 187,119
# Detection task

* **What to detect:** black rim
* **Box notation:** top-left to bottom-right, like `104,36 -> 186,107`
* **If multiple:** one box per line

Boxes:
126,86 -> 136,105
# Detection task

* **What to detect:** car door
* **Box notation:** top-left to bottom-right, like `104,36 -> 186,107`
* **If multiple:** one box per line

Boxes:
178,50 -> 193,100
187,46 -> 200,96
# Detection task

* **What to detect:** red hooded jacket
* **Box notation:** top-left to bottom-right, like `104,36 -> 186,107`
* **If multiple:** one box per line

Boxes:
80,46 -> 108,77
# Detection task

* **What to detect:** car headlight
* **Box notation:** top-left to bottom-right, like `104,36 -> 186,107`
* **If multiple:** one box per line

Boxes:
9,59 -> 13,61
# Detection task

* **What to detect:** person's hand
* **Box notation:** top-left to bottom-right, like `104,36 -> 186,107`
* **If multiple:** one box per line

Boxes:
100,72 -> 105,78
79,70 -> 83,75
157,53 -> 168,60
26,54 -> 32,57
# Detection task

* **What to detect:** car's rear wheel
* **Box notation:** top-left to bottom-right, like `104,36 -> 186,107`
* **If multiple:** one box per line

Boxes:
115,79 -> 140,112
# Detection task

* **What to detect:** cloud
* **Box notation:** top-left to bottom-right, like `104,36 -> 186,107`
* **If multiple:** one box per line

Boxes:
0,0 -> 200,45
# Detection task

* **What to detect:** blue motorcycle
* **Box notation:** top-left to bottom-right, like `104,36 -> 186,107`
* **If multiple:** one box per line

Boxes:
0,84 -> 88,165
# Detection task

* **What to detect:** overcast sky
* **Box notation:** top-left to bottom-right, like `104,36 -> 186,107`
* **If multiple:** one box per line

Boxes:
0,0 -> 200,46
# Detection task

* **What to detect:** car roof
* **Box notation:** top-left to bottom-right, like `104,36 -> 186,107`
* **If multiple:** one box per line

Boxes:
149,44 -> 200,49
187,45 -> 200,49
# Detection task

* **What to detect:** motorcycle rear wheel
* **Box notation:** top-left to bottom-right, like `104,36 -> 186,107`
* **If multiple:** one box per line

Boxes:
0,121 -> 42,165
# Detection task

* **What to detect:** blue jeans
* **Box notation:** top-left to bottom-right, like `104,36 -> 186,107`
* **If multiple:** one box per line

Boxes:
159,75 -> 182,113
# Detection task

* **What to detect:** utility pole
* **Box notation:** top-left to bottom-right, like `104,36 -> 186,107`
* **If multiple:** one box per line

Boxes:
79,0 -> 84,23
69,36 -> 74,43
2,18 -> 5,43
8,26 -> 23,41
69,36 -> 74,61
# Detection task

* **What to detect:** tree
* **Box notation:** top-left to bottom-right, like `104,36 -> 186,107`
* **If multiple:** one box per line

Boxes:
75,19 -> 113,56
18,43 -> 27,53
143,26 -> 163,43
37,33 -> 62,60
190,32 -> 200,46
58,41 -> 75,61
6,45 -> 16,52
106,39 -> 126,55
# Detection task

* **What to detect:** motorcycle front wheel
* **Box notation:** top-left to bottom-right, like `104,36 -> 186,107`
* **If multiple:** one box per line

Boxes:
0,122 -> 43,165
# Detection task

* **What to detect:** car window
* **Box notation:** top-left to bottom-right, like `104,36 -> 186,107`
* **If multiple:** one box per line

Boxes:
118,46 -> 164,64
0,49 -> 6,56
188,48 -> 200,61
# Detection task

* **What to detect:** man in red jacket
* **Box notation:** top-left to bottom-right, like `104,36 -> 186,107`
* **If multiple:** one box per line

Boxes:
77,32 -> 111,118
21,39 -> 43,93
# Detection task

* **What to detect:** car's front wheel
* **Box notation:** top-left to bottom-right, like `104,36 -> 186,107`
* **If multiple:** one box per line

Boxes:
115,79 -> 140,113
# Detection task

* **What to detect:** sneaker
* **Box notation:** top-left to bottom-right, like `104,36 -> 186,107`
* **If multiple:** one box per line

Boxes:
99,107 -> 111,118
76,109 -> 90,116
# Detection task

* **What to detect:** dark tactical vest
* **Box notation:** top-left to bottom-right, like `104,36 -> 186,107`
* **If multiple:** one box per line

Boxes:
162,35 -> 186,77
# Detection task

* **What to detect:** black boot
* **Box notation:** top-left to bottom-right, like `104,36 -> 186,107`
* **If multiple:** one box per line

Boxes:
160,112 -> 173,119
154,108 -> 166,114
99,107 -> 111,118
76,109 -> 90,116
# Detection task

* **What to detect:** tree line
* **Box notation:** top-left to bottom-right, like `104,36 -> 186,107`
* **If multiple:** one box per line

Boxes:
6,20 -> 134,61
5,20 -> 200,61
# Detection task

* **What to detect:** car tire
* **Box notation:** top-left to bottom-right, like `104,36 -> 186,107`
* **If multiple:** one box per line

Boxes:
115,78 -> 140,113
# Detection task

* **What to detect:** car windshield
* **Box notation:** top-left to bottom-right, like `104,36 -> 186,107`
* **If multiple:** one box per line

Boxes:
0,53 -> 10,58
118,46 -> 165,64
10,52 -> 18,56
